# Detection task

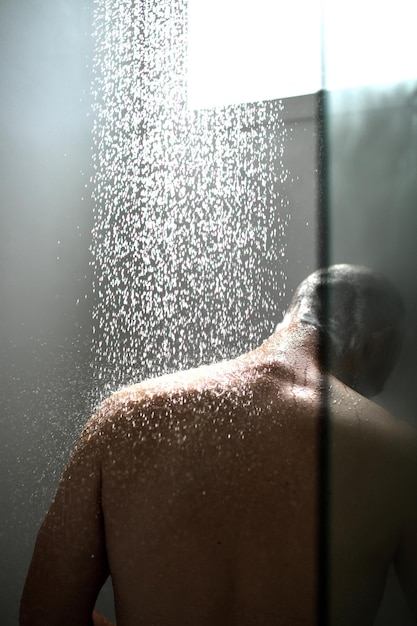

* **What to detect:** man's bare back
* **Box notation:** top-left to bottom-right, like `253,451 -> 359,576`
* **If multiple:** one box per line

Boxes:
20,266 -> 417,625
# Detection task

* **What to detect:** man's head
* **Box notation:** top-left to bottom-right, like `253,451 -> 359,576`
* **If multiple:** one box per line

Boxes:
284,264 -> 405,397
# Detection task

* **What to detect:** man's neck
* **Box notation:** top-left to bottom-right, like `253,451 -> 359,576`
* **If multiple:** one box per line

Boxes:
256,318 -> 359,393
260,319 -> 321,360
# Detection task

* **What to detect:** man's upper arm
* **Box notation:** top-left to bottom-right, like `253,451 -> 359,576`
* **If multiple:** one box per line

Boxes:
20,420 -> 110,626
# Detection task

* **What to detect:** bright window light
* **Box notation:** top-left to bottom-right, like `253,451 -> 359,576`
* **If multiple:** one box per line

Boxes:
323,0 -> 417,91
187,0 -> 323,109
187,0 -> 417,110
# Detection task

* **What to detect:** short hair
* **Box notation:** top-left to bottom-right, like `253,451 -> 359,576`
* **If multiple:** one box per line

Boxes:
286,264 -> 405,358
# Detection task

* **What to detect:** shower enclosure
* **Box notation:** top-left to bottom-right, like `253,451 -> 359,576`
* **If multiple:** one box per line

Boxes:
1,0 -> 416,624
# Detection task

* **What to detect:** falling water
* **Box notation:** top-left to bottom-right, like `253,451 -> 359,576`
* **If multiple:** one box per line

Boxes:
91,0 -> 290,400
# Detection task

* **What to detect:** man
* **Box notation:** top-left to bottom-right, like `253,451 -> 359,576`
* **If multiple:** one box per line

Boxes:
20,264 -> 417,625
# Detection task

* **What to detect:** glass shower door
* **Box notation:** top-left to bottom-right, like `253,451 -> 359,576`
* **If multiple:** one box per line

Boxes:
322,1 -> 417,623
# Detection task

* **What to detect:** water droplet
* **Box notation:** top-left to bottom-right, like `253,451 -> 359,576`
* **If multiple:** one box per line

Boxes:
90,0 -> 291,401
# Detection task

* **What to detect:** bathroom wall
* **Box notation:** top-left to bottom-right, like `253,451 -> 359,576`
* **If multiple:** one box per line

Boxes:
0,1 -> 95,623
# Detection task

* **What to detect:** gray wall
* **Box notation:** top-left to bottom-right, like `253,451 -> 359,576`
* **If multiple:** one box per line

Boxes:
0,1 -> 95,623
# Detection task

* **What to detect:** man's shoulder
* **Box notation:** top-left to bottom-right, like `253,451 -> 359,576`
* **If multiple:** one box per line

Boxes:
85,358 -> 248,433
329,378 -> 417,474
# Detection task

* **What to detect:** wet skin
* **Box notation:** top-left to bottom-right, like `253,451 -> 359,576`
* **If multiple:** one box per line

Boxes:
20,323 -> 417,626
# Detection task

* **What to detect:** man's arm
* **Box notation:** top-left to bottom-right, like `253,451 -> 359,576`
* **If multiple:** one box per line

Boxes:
20,421 -> 113,626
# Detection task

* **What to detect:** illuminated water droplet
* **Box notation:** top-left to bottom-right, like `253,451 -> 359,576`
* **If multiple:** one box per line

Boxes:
90,0 -> 291,402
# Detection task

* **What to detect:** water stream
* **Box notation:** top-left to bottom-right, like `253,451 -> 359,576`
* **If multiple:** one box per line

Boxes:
91,0 -> 290,398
